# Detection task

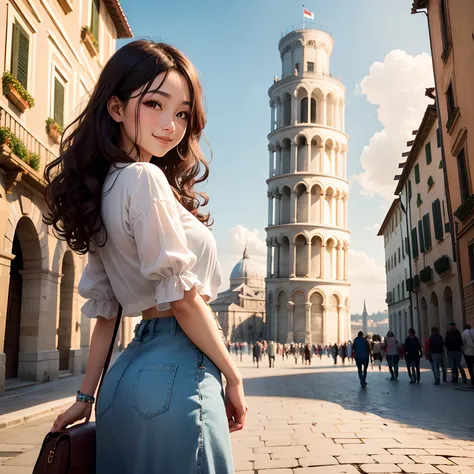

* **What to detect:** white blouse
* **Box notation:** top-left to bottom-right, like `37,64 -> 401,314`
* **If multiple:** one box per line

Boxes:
78,162 -> 222,319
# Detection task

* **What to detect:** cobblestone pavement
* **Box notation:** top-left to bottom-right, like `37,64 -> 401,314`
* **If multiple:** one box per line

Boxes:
0,353 -> 473,473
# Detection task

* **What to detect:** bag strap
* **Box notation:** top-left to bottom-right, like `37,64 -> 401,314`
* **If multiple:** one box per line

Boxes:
96,305 -> 123,402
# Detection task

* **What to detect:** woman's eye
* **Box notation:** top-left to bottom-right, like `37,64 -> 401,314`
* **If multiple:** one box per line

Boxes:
144,100 -> 161,109
177,111 -> 189,121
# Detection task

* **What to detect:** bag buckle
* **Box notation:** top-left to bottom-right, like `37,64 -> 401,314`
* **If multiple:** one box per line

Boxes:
47,449 -> 55,464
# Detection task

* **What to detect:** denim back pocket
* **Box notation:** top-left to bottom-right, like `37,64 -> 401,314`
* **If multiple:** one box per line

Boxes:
132,364 -> 178,420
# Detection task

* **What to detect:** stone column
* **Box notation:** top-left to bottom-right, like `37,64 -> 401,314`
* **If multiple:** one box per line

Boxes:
290,142 -> 297,173
270,102 -> 275,131
268,146 -> 274,177
18,269 -> 62,383
289,242 -> 295,278
335,194 -> 340,227
344,243 -> 349,280
266,242 -> 272,278
322,304 -> 328,344
276,148 -> 282,175
318,145 -> 324,173
275,194 -> 281,225
336,243 -> 342,280
306,241 -> 311,277
287,301 -> 295,343
267,191 -> 274,226
0,250 -> 15,392
338,304 -> 345,342
274,242 -> 280,277
306,142 -> 311,171
290,191 -> 297,224
320,243 -> 326,278
320,191 -> 325,225
342,104 -> 346,133
306,191 -> 311,223
305,302 -> 312,344
323,97 -> 327,126
291,93 -> 297,125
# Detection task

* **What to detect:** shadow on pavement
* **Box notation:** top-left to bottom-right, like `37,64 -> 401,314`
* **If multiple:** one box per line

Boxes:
242,361 -> 474,440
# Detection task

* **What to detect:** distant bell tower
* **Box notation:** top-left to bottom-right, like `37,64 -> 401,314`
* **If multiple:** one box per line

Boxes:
265,27 -> 351,345
362,300 -> 369,335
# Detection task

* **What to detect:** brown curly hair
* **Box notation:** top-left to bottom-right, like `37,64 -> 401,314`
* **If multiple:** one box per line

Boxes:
44,40 -> 211,255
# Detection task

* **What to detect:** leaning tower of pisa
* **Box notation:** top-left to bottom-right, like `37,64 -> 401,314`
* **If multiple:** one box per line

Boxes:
265,28 -> 351,345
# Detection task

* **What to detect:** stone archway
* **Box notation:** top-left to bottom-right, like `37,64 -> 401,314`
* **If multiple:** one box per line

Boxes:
430,292 -> 440,333
442,286 -> 453,335
58,251 -> 74,372
276,291 -> 288,343
4,217 -> 42,382
310,292 -> 324,344
292,291 -> 305,343
420,297 -> 428,343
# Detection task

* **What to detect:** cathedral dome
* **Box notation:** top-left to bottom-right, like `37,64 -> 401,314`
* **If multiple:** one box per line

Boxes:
229,248 -> 264,288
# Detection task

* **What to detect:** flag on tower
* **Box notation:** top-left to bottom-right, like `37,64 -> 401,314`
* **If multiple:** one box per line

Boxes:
303,7 -> 314,20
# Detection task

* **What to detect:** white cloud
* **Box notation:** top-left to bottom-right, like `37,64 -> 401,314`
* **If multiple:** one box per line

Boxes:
363,223 -> 381,231
354,50 -> 434,201
217,225 -> 266,292
348,249 -> 387,313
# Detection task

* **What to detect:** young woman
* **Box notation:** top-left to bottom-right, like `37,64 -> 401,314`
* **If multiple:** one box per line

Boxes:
45,40 -> 247,473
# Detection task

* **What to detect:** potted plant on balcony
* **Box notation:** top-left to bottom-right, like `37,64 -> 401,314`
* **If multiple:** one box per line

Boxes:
2,72 -> 35,112
434,255 -> 450,275
81,26 -> 99,57
420,266 -> 433,283
45,118 -> 63,144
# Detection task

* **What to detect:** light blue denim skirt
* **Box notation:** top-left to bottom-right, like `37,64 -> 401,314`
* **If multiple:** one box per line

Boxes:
96,316 -> 234,473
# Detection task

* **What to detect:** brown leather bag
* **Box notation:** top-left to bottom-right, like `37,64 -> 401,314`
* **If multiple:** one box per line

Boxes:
32,306 -> 122,474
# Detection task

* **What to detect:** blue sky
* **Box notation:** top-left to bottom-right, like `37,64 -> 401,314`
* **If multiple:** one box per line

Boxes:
117,0 -> 432,314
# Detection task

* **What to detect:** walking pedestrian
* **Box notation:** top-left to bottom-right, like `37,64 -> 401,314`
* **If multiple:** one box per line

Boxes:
384,331 -> 400,380
428,327 -> 447,385
353,331 -> 371,388
46,40 -> 247,473
404,328 -> 422,384
372,335 -> 383,372
462,324 -> 474,387
268,340 -> 276,368
445,322 -> 467,383
253,341 -> 262,368
333,343 -> 339,365
304,343 -> 312,366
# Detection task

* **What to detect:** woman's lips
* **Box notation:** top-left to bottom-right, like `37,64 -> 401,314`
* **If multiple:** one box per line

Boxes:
154,136 -> 172,145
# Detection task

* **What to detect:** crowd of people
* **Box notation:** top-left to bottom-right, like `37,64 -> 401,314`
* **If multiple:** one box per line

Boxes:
225,322 -> 474,389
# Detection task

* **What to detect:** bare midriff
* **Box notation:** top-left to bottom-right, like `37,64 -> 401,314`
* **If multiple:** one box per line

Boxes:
142,293 -> 210,320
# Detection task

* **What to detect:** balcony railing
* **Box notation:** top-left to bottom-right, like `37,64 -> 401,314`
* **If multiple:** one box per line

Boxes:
0,105 -> 57,171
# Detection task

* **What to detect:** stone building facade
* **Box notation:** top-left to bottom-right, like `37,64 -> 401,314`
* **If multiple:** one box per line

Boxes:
265,27 -> 351,345
395,104 -> 461,343
412,0 -> 474,327
210,248 -> 265,343
378,199 -> 417,339
0,0 -> 132,392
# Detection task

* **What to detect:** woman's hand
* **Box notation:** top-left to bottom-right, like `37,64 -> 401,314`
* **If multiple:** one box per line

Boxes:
51,401 -> 93,433
224,380 -> 248,433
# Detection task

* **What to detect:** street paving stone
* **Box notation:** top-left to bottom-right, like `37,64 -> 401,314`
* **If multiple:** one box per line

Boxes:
0,353 -> 473,472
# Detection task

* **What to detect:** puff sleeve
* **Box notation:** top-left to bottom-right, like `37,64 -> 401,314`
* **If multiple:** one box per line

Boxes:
78,240 -> 120,319
129,163 -> 201,311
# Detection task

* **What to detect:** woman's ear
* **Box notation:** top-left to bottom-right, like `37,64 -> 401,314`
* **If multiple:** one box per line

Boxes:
107,96 -> 124,123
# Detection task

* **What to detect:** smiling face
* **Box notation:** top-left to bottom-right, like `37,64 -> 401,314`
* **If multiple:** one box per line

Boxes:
110,69 -> 192,162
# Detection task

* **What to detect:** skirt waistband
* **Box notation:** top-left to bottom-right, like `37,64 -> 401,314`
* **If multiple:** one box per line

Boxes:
134,316 -> 183,341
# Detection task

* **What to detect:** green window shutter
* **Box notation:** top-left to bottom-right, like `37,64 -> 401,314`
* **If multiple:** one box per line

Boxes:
423,213 -> 432,249
436,128 -> 441,148
91,0 -> 100,42
411,227 -> 419,259
408,180 -> 412,201
427,175 -> 435,189
54,78 -> 65,127
432,199 -> 443,240
416,193 -> 423,207
418,220 -> 425,253
426,142 -> 432,164
439,159 -> 443,169
415,164 -> 420,184
11,22 -> 29,89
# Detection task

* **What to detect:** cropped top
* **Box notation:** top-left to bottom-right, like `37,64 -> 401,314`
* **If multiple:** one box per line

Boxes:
77,162 -> 222,319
